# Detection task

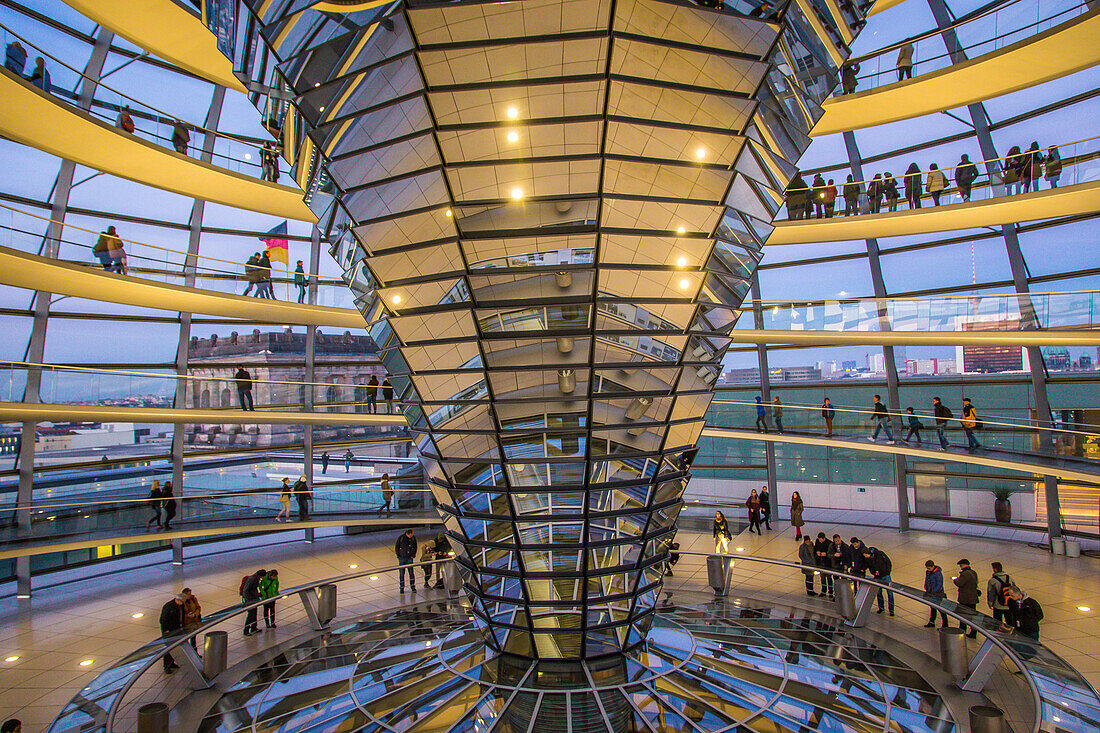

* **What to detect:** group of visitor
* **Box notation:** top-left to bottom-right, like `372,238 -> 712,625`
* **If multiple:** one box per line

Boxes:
786,143 -> 1062,219
752,394 -> 985,452
275,476 -> 313,521
5,40 -> 50,92
394,528 -> 453,593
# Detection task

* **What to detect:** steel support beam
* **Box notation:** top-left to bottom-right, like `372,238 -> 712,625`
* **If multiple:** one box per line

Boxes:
303,223 -> 322,544
750,274 -> 778,498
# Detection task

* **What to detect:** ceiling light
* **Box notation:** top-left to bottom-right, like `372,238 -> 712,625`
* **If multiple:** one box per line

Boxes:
370,576 -> 378,580
676,226 -> 686,234
391,295 -> 402,305
131,612 -> 144,619
4,656 -> 18,663
426,641 -> 432,646
679,278 -> 690,290
695,147 -> 706,159
506,131 -> 519,143
676,256 -> 687,267
349,564 -> 358,569
445,208 -> 452,217
244,153 -> 252,161
511,188 -> 523,200
736,547 -> 744,552
314,82 -> 320,87
79,659 -> 94,667
318,106 -> 325,112
1078,606 -> 1092,612
506,106 -> 518,119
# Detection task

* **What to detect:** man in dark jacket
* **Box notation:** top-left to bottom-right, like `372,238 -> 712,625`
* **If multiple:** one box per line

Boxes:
381,377 -> 395,413
923,560 -> 948,628
159,594 -> 186,672
235,366 -> 255,411
871,394 -> 893,442
829,534 -> 851,576
841,62 -> 859,94
811,173 -> 827,219
954,558 -> 980,638
242,569 -> 266,636
955,154 -> 979,201
293,476 -> 310,521
1008,587 -> 1043,641
171,120 -> 190,155
862,547 -> 894,615
395,529 -> 418,593
798,536 -> 817,596
848,538 -> 867,577
813,532 -> 833,597
842,174 -> 860,216
932,396 -> 952,450
759,486 -> 772,530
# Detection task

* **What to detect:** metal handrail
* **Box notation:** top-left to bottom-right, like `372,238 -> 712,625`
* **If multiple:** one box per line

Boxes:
66,550 -> 1100,733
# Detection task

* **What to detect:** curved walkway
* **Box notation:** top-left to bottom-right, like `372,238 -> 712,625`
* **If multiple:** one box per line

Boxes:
812,8 -> 1100,136
0,70 -> 313,221
0,245 -> 365,328
6,245 -> 1100,347
700,425 -> 1100,484
0,401 -> 406,426
60,0 -> 245,92
768,179 -> 1100,243
0,512 -> 441,561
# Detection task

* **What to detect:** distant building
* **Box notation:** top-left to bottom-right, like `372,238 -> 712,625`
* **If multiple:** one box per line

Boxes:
1042,346 -> 1071,371
33,423 -> 137,452
955,317 -> 1029,373
185,328 -> 389,447
841,360 -> 858,371
1077,354 -> 1092,371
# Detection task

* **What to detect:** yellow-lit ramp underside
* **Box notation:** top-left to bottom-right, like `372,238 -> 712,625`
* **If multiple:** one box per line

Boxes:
61,0 -> 246,92
0,246 -> 367,328
768,180 -> 1100,244
813,9 -> 1100,136
0,70 -> 314,222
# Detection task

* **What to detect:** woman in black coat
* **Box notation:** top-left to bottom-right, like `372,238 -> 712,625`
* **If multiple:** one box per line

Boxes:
161,481 -> 177,530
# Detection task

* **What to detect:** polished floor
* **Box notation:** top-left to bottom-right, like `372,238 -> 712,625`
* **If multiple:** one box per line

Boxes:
1,518 -> 1098,730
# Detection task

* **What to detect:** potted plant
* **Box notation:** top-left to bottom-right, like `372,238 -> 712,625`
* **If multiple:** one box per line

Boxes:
992,487 -> 1012,524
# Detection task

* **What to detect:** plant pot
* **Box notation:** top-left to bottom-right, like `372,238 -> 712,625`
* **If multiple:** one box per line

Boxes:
994,498 -> 1012,524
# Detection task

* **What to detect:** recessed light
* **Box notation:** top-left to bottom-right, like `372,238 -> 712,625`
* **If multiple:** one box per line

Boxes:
676,256 -> 687,267
244,153 -> 252,161
79,659 -> 94,667
369,576 -> 378,580
511,188 -> 523,200
1078,606 -> 1092,612
349,564 -> 358,569
506,106 -> 518,118
391,295 -> 402,305
679,278 -> 690,290
4,656 -> 18,663
425,641 -> 432,646
318,106 -> 325,112
314,82 -> 320,87
695,147 -> 706,159
445,208 -> 452,217
506,131 -> 519,143
736,547 -> 744,552
131,612 -> 144,619
676,226 -> 686,234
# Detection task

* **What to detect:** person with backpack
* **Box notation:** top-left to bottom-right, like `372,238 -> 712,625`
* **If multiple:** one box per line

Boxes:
987,561 -> 1015,626
419,536 -> 436,588
378,473 -> 393,516
932,396 -> 952,449
772,396 -> 784,434
242,253 -> 262,296
953,558 -> 980,638
904,407 -> 923,445
259,569 -> 280,629
961,397 -> 982,451
240,569 -> 266,636
923,560 -> 948,628
870,394 -> 893,442
1008,586 -> 1043,641
862,546 -> 894,615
